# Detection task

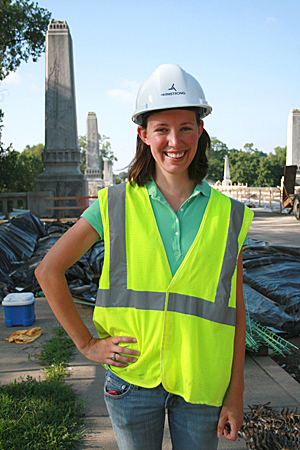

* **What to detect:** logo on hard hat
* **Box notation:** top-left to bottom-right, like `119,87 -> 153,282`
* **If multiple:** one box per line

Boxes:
161,84 -> 186,97
168,84 -> 177,92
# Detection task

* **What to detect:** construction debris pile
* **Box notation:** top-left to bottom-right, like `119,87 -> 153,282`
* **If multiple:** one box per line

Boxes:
0,212 -> 103,303
240,403 -> 300,450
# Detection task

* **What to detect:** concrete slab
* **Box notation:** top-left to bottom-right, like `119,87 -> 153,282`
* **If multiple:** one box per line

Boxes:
248,209 -> 300,247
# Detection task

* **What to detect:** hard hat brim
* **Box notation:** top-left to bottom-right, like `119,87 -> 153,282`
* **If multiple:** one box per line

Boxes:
132,104 -> 212,125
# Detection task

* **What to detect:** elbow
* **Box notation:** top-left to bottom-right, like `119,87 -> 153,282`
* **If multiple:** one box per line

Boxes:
35,261 -> 45,287
35,257 -> 66,287
35,258 -> 54,287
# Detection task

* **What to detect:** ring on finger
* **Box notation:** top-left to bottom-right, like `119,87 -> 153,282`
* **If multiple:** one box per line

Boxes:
111,353 -> 117,361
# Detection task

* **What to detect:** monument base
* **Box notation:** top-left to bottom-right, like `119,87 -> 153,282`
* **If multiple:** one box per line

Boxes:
35,171 -> 88,217
85,173 -> 104,196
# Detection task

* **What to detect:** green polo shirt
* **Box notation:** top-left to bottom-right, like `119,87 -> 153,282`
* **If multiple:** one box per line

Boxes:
82,180 -> 211,276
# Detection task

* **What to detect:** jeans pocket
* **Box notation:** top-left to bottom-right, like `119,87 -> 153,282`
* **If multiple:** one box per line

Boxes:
104,370 -> 136,399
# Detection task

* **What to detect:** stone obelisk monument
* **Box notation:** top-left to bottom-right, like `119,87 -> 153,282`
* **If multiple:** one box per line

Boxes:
222,155 -> 232,186
287,109 -> 300,185
104,160 -> 113,187
85,112 -> 104,195
35,20 -> 87,201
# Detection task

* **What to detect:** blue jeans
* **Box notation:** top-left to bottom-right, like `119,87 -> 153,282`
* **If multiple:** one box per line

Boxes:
104,369 -> 221,450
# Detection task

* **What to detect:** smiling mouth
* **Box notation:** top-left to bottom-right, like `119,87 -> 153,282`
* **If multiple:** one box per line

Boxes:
165,151 -> 186,159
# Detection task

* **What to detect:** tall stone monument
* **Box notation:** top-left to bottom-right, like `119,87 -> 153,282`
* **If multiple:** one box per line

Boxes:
35,20 -> 87,201
287,109 -> 300,184
104,159 -> 114,187
85,112 -> 104,195
222,155 -> 232,187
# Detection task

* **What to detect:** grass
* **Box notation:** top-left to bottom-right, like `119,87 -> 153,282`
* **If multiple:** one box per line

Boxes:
29,326 -> 76,381
0,326 -> 85,449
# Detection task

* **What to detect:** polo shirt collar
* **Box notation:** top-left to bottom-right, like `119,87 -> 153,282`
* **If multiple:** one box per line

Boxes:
147,178 -> 211,200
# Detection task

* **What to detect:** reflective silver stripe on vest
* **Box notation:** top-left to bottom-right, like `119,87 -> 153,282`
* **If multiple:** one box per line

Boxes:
96,289 -> 236,326
107,183 -> 127,289
97,288 -> 165,311
97,185 -> 244,327
215,198 -> 245,305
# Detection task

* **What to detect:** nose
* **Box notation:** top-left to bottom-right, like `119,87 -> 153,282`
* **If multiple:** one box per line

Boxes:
168,128 -> 181,148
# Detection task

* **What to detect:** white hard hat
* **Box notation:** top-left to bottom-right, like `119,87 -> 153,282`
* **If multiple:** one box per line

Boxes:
132,63 -> 212,125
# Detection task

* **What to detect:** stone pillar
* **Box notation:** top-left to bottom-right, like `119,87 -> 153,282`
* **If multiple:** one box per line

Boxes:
85,112 -> 104,195
104,160 -> 113,187
222,155 -> 232,187
35,20 -> 87,208
287,109 -> 300,184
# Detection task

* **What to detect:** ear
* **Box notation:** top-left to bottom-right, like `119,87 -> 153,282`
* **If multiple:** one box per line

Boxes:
138,126 -> 150,145
198,120 -> 204,139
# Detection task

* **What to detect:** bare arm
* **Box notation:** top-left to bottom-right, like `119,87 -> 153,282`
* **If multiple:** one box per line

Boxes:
35,217 -> 139,366
217,249 -> 245,440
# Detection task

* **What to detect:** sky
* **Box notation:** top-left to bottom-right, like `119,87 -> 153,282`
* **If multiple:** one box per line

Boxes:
1,0 -> 299,172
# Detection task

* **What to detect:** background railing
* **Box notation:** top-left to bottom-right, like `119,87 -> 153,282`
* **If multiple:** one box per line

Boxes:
213,186 -> 282,210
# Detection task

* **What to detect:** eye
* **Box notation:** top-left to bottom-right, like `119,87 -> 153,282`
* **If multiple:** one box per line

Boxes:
155,127 -> 168,133
181,126 -> 192,131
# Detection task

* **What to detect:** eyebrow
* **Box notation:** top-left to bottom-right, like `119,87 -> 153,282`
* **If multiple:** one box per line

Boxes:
153,121 -> 195,126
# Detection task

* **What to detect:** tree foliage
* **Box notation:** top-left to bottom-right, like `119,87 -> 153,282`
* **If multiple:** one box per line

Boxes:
78,133 -> 117,174
14,143 -> 44,191
0,0 -> 51,81
207,137 -> 286,187
0,110 -> 16,192
0,140 -> 44,192
206,138 -> 230,182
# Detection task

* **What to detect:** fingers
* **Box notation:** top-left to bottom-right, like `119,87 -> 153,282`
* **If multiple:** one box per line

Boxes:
217,412 -> 227,438
108,351 -> 137,367
107,336 -> 140,367
223,422 -> 238,441
81,335 -> 140,367
217,414 -> 239,441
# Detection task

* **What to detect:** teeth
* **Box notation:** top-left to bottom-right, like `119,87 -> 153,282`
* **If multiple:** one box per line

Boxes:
166,152 -> 185,159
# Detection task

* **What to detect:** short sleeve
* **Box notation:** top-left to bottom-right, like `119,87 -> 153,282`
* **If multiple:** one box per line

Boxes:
81,199 -> 103,239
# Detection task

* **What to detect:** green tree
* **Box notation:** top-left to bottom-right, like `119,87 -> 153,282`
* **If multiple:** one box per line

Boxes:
14,143 -> 44,191
206,138 -> 286,187
22,142 -> 44,159
0,110 -> 17,192
0,0 -> 51,187
78,134 -> 117,174
206,137 -> 229,182
0,0 -> 51,81
257,146 -> 286,187
229,145 -> 266,186
0,137 -> 44,192
114,171 -> 128,184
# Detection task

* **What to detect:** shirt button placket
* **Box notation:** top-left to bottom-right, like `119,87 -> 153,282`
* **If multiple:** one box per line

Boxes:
173,214 -> 181,253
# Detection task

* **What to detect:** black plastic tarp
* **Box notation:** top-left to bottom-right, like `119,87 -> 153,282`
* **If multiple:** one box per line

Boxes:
243,240 -> 300,336
0,213 -> 103,303
1,214 -> 300,337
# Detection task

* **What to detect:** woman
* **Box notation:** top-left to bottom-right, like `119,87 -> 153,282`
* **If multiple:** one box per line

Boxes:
35,64 -> 253,450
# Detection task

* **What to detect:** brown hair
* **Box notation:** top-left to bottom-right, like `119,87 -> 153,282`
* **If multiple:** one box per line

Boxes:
128,109 -> 210,186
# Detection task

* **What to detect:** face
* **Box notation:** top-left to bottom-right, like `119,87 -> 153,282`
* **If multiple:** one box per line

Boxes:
138,109 -> 203,180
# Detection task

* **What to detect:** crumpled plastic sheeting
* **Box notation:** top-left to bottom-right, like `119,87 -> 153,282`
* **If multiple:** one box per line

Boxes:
0,213 -> 103,303
1,214 -> 300,335
0,212 -> 47,273
243,239 -> 300,336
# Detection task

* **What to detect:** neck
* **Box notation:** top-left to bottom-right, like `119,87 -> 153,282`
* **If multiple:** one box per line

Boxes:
154,171 -> 196,213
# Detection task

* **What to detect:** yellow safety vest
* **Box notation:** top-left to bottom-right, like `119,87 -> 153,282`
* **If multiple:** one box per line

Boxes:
93,182 -> 253,406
